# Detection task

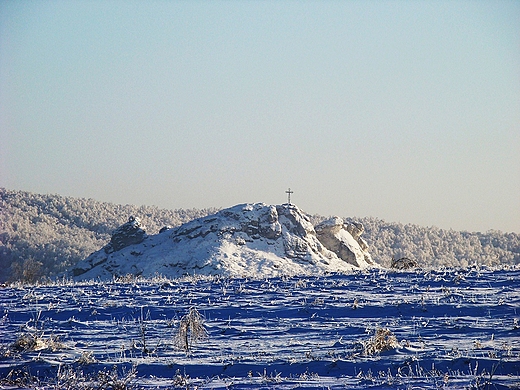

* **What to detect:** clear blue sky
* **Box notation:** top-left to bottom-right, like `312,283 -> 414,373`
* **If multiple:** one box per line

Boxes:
1,0 -> 519,233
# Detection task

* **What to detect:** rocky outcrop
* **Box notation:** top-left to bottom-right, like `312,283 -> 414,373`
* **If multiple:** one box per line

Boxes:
104,216 -> 147,253
391,257 -> 418,270
71,203 -> 377,281
315,217 -> 374,268
71,216 -> 147,277
166,203 -> 328,262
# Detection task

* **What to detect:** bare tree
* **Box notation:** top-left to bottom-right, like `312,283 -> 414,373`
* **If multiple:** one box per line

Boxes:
11,257 -> 43,284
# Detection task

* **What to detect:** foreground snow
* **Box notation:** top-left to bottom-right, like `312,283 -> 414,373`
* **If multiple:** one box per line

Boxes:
1,267 -> 519,389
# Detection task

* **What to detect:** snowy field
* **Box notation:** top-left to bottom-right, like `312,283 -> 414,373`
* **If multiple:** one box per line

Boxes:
1,267 -> 519,389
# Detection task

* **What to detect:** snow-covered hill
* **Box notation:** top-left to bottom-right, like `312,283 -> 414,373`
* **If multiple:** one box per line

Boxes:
2,188 -> 519,283
72,203 -> 376,281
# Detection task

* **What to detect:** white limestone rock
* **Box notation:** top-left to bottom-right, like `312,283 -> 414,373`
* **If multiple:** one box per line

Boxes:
71,203 -> 378,281
315,217 -> 374,268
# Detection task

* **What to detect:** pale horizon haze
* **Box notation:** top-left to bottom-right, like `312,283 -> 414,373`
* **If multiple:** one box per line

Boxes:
1,1 -> 519,233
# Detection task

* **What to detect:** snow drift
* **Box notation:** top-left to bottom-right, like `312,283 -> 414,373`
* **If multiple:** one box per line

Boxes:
71,203 -> 377,281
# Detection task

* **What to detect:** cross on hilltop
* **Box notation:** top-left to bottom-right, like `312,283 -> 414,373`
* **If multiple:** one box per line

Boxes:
285,188 -> 293,204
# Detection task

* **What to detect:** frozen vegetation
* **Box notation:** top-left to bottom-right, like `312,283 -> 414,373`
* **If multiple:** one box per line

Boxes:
1,268 -> 519,389
1,189 -> 520,388
1,188 -> 519,283
0,188 -> 218,283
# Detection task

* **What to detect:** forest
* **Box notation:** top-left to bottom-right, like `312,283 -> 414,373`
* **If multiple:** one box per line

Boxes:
1,188 -> 519,283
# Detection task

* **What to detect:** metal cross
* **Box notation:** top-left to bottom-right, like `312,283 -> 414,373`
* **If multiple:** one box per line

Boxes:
285,188 -> 294,204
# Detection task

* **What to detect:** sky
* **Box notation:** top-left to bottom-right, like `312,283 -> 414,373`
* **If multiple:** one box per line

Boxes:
1,1 -> 519,233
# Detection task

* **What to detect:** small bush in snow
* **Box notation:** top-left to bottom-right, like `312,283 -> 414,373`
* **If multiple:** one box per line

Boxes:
11,332 -> 64,353
175,307 -> 208,352
96,365 -> 138,390
364,328 -> 400,356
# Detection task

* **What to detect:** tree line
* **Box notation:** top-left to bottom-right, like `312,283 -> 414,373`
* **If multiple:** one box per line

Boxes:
1,188 -> 518,282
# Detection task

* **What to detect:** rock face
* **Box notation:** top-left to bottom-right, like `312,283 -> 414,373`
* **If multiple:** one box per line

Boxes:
71,203 -> 377,281
105,216 -> 147,253
315,217 -> 374,268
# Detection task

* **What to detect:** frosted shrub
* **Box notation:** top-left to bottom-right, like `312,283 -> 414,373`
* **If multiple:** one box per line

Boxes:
11,332 -> 64,353
175,307 -> 208,352
96,365 -> 138,390
10,258 -> 43,284
364,328 -> 400,356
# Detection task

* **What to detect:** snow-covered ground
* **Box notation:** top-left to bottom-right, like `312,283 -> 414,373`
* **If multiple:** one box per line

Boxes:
1,267 -> 519,389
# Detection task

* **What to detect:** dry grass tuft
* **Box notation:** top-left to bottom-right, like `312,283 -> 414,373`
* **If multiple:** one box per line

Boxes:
11,332 -> 65,353
364,328 -> 400,356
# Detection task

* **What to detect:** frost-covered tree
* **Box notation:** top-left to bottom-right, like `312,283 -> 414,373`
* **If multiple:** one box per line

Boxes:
0,188 -> 217,282
1,188 -> 519,282
347,216 -> 519,268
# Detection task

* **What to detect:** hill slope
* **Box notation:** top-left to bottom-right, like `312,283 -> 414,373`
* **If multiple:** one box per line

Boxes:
0,188 -> 216,282
71,203 -> 376,281
1,188 -> 519,282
